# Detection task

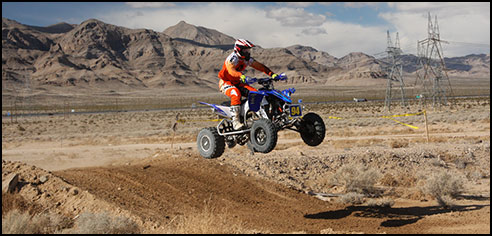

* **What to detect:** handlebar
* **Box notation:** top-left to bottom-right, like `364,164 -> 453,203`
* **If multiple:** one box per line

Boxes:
245,73 -> 287,85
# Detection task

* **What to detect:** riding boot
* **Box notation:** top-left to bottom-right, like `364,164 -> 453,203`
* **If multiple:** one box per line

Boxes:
230,105 -> 244,130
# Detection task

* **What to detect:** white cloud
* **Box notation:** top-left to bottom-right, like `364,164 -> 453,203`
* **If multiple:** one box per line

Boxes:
304,21 -> 388,58
95,2 -> 489,58
325,11 -> 335,17
344,2 -> 383,9
98,3 -> 372,57
125,2 -> 175,9
265,7 -> 326,27
301,27 -> 327,36
284,2 -> 316,8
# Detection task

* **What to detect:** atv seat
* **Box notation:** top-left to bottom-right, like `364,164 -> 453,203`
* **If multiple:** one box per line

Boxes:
220,98 -> 248,107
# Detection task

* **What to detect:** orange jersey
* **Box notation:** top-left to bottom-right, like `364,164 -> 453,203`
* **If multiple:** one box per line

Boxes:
218,52 -> 273,85
218,52 -> 253,84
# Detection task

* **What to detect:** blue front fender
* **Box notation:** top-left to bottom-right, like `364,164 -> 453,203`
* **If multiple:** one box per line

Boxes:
264,89 -> 293,103
247,91 -> 265,112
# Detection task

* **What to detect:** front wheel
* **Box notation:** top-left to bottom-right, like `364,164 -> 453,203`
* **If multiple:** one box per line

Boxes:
249,119 -> 277,153
197,127 -> 225,159
299,113 -> 325,146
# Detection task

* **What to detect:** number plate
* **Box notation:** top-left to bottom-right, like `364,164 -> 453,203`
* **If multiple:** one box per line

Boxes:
289,105 -> 302,117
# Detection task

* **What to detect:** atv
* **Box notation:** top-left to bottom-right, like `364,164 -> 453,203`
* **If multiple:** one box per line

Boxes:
197,73 -> 325,159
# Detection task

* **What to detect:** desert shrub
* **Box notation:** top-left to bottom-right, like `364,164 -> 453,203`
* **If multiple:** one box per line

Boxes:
17,125 -> 26,131
454,157 -> 468,169
2,209 -> 35,234
367,198 -> 395,208
429,157 -> 446,167
423,170 -> 465,207
389,139 -> 409,148
2,193 -> 70,234
67,211 -> 140,234
338,192 -> 365,205
32,211 -> 72,233
467,170 -> 485,182
2,209 -> 70,234
330,163 -> 381,195
379,173 -> 398,187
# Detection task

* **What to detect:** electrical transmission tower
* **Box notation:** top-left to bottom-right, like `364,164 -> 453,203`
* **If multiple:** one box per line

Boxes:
415,12 -> 453,108
384,30 -> 406,111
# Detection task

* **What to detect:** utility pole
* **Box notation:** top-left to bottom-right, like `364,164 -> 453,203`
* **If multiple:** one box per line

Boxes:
384,30 -> 406,111
415,12 -> 453,109
23,68 -> 32,116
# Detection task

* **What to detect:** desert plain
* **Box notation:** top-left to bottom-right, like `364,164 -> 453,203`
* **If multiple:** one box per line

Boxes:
2,81 -> 490,234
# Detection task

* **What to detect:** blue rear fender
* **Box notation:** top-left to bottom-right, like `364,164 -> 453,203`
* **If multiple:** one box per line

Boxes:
199,101 -> 229,117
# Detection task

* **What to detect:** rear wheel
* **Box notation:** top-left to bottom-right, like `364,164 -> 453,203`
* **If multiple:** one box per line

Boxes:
197,127 -> 225,159
299,113 -> 325,146
249,119 -> 277,153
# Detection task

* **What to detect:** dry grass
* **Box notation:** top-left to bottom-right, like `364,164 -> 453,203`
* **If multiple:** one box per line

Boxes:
2,204 -> 139,234
2,209 -> 38,234
2,192 -> 139,234
165,201 -> 249,234
66,211 -> 140,234
2,191 -> 250,234
2,209 -> 72,234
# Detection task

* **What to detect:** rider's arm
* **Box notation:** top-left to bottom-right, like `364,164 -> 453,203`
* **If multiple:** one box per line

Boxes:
225,60 -> 243,78
251,60 -> 274,77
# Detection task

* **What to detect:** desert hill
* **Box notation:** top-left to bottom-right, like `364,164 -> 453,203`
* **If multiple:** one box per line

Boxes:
163,20 -> 235,46
286,45 -> 338,67
444,54 -> 490,77
1,17 -> 490,93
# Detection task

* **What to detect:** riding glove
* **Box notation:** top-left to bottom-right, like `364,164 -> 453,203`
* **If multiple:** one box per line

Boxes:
240,74 -> 247,83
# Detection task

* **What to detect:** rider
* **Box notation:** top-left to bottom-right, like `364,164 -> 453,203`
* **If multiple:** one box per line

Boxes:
218,39 -> 278,130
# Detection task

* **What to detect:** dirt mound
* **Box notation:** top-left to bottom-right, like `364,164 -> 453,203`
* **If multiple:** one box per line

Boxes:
1,159 -> 142,228
52,152 -> 348,233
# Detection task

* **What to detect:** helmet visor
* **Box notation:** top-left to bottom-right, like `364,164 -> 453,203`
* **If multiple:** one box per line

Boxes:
241,48 -> 251,57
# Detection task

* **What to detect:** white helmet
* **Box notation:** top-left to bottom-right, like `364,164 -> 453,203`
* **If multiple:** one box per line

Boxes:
234,39 -> 255,60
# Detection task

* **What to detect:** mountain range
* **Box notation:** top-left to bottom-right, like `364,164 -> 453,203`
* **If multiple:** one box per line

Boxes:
2,17 -> 490,92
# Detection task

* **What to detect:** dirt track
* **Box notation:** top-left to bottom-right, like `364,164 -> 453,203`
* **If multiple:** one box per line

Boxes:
55,155 -> 340,233
52,150 -> 489,234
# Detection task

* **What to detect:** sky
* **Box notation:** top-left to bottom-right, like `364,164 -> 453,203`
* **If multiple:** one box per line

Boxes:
2,2 -> 490,58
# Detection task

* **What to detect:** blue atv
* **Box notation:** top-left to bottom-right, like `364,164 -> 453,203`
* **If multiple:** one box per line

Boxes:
197,73 -> 325,159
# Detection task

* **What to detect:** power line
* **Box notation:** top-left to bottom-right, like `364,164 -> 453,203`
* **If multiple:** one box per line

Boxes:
371,38 -> 488,60
446,41 -> 490,47
376,38 -> 489,55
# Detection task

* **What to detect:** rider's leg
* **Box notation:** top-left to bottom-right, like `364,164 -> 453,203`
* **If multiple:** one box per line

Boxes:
230,105 -> 244,130
237,83 -> 258,93
219,80 -> 244,130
